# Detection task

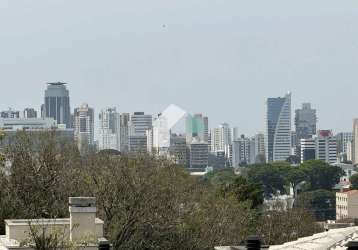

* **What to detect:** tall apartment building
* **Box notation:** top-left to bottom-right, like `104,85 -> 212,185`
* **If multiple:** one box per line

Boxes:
120,113 -> 130,153
295,103 -> 317,141
73,104 -> 94,152
347,140 -> 353,162
128,112 -> 152,154
336,132 -> 353,162
98,107 -> 120,151
1,108 -> 20,118
129,112 -> 152,136
189,140 -> 209,170
23,108 -> 37,118
44,82 -> 71,128
232,135 -> 250,167
232,127 -> 239,141
316,130 -> 337,164
266,93 -> 292,162
300,138 -> 316,163
169,134 -> 187,166
353,119 -> 358,165
210,123 -> 232,153
300,130 -> 337,164
254,133 -> 266,162
203,116 -> 209,143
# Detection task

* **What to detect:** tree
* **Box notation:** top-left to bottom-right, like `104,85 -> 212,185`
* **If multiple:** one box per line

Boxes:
203,169 -> 263,209
350,173 -> 358,190
301,160 -> 344,191
295,190 -> 336,221
221,176 -> 264,209
0,131 -> 82,235
287,167 -> 306,194
203,168 -> 236,188
247,164 -> 289,197
258,207 -> 321,245
0,131 -> 329,249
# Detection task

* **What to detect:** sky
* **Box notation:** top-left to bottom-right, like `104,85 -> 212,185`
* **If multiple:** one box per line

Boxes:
0,0 -> 358,136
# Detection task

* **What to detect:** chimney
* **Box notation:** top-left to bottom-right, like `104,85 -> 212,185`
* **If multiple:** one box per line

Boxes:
98,238 -> 111,250
246,235 -> 262,250
69,197 -> 97,241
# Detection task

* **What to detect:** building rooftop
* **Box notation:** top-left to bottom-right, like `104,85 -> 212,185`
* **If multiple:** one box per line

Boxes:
340,190 -> 358,195
269,226 -> 358,250
47,82 -> 67,86
0,197 -> 106,250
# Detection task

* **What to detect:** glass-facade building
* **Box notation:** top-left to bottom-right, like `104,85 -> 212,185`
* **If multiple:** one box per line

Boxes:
186,114 -> 205,144
295,103 -> 317,141
44,82 -> 71,128
266,93 -> 292,162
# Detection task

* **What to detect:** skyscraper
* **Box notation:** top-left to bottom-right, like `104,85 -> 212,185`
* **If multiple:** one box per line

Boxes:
120,113 -> 130,153
44,82 -> 71,128
186,114 -> 206,144
189,140 -> 209,170
128,112 -> 152,154
169,134 -> 187,166
73,104 -> 94,152
129,112 -> 152,136
315,130 -> 337,164
336,132 -> 353,158
232,135 -> 250,167
210,123 -> 232,153
254,132 -> 266,162
98,107 -> 120,151
266,93 -> 292,162
353,119 -> 358,165
295,103 -> 317,141
232,127 -> 239,141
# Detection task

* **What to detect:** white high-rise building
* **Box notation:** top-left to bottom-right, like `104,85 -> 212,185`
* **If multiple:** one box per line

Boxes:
316,130 -> 337,164
232,136 -> 250,167
266,93 -> 292,162
300,130 -> 338,164
354,119 -> 358,165
98,107 -> 120,151
151,104 -> 187,154
254,133 -> 265,163
232,127 -> 239,141
210,123 -> 232,153
73,103 -> 94,152
347,140 -> 353,162
336,132 -> 353,162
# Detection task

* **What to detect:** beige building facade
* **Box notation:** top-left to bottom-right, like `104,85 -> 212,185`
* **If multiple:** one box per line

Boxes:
0,197 -> 108,250
336,190 -> 358,220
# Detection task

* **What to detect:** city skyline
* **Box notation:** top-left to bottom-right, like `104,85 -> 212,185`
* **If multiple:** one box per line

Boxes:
1,1 -> 358,135
0,85 -> 356,136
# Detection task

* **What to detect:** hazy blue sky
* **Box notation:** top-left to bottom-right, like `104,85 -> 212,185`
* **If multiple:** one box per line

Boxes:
0,0 -> 358,135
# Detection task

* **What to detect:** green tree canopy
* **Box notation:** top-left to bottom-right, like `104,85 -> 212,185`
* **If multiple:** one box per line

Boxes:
295,189 -> 336,221
300,160 -> 344,191
350,173 -> 358,190
247,163 -> 290,197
